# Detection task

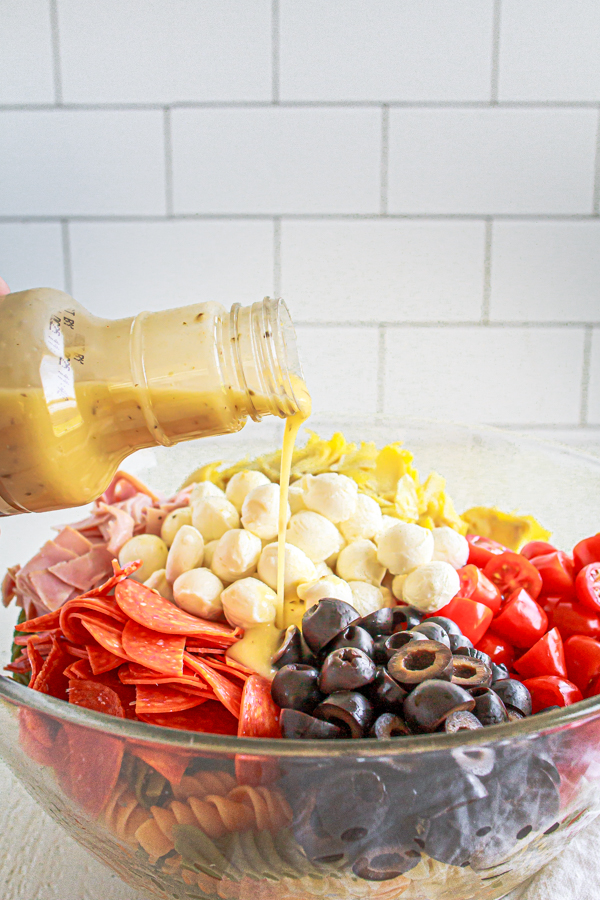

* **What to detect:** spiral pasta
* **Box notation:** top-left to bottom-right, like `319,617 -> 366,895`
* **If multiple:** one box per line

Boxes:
227,785 -> 293,832
103,780 -> 152,846
171,769 -> 237,802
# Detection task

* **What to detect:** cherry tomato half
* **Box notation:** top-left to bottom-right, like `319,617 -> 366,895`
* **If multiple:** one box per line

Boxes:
549,600 -> 600,641
484,551 -> 543,601
573,533 -> 600,573
491,588 -> 548,649
564,634 -> 600,694
513,627 -> 566,679
466,535 -> 509,568
475,631 -> 515,668
531,551 -> 575,598
575,562 -> 600,614
585,673 -> 600,699
434,595 -> 493,645
520,540 -> 557,560
522,676 -> 582,713
456,565 -> 502,615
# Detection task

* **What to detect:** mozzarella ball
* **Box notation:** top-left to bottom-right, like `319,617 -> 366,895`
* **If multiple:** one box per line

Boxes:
288,483 -> 307,514
144,568 -> 173,601
165,525 -> 204,583
391,574 -> 407,600
377,515 -> 401,537
257,542 -> 317,594
347,581 -> 385,617
315,561 -> 334,578
336,539 -> 385,586
211,529 -> 262,583
225,470 -> 270,512
380,586 -> 394,608
286,510 -> 345,563
190,481 -> 226,503
339,493 -> 383,542
119,534 -> 169,583
221,577 -> 278,629
401,561 -> 461,613
376,522 -> 434,575
160,506 -> 193,547
173,567 -> 224,620
297,575 -> 353,610
241,483 -> 289,541
432,526 -> 470,569
191,496 -> 239,542
202,539 -> 218,569
301,473 -> 359,523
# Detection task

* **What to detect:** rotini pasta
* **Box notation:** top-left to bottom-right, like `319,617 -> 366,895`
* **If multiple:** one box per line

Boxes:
103,780 -> 152,846
227,785 -> 293,832
172,769 -> 237,802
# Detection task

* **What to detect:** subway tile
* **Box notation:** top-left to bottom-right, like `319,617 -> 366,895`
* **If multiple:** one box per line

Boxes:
490,222 -> 600,322
172,108 -> 381,214
0,1 -> 54,104
589,329 -> 600,425
279,0 -> 493,101
58,0 -> 271,103
0,223 -> 65,293
69,220 -> 274,318
281,220 -> 485,322
383,326 -> 585,424
0,110 -> 165,216
294,326 -> 379,415
388,109 -> 598,214
499,1 -> 600,101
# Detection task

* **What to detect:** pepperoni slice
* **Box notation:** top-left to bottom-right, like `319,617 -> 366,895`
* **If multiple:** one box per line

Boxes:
80,616 -> 127,660
63,658 -> 94,679
184,653 -> 242,718
26,636 -> 45,685
126,744 -> 192,785
115,579 -> 239,639
135,685 -> 207,714
58,721 -> 124,818
87,642 -> 123,675
16,608 -> 61,634
137,700 -> 238,735
68,679 -> 126,718
32,635 -> 70,701
238,675 -> 281,739
121,619 -> 185,677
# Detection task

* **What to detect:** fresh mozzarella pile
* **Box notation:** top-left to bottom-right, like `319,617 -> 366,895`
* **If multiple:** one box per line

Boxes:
117,471 -> 469,636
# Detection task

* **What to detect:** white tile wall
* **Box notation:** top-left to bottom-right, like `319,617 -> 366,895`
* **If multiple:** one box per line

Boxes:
171,108 -> 381,214
0,0 -> 54,104
69,220 -> 274,316
0,223 -> 65,293
388,108 -> 598,214
589,329 -> 600,425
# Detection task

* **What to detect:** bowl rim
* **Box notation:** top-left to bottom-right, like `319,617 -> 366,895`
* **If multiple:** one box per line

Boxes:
2,419 -> 600,759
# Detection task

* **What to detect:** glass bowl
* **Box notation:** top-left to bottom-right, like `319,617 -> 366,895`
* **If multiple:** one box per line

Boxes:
2,417 -> 600,900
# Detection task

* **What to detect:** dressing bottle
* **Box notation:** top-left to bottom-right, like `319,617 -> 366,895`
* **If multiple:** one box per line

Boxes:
0,289 -> 306,515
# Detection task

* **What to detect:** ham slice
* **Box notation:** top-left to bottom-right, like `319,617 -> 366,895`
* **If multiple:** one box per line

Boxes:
48,545 -> 114,592
144,507 -> 167,536
54,526 -> 93,556
97,503 -> 135,555
29,570 -> 78,611
102,471 -> 163,505
2,565 -> 19,608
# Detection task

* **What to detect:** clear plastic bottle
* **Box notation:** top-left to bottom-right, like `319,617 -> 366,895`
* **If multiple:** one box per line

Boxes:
0,289 -> 306,515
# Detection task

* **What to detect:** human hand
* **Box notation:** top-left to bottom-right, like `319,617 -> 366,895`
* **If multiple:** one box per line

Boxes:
0,278 -> 10,297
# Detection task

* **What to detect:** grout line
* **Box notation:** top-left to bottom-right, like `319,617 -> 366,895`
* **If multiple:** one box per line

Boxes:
61,219 -> 72,295
2,213 -> 600,223
48,0 -> 63,105
581,327 -> 593,424
380,106 -> 389,215
273,218 -> 282,297
376,325 -> 386,414
490,0 -> 502,104
1,100 -> 600,111
594,108 -> 600,215
271,0 -> 280,103
163,108 -> 174,216
482,219 -> 492,322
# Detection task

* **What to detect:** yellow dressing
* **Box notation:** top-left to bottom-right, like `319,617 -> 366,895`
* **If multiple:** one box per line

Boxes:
226,623 -> 283,680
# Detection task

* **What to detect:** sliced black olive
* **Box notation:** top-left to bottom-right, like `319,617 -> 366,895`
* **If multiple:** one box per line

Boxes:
365,666 -> 407,710
300,635 -> 319,667
492,679 -> 532,717
443,710 -> 483,733
449,633 -> 474,653
272,624 -> 303,668
319,647 -> 376,694
324,625 -> 375,658
534,705 -> 562,715
471,687 -> 509,726
388,639 -> 453,686
302,598 -> 360,654
426,616 -> 463,638
454,646 -> 492,667
370,713 -> 411,739
507,708 -> 525,722
314,767 -> 388,844
452,746 -> 495,776
451,656 -> 492,690
391,606 -> 424,632
359,608 -> 395,638
314,691 -> 374,738
373,630 -> 427,666
490,662 -> 510,684
271,664 -> 322,713
410,622 -> 451,647
352,840 -> 421,880
403,680 -> 475,733
280,708 -> 342,739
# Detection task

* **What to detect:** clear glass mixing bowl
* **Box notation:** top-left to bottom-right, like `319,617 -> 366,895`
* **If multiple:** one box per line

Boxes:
2,418 -> 600,900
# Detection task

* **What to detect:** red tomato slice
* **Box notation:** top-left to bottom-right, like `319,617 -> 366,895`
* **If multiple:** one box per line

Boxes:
573,533 -> 600,572
549,600 -> 600,641
520,540 -> 558,560
457,565 -> 502,615
491,588 -> 548,649
585,673 -> 600,699
475,631 -> 515,668
531,551 -> 575,598
575,562 -> 600,614
522,675 -> 582,713
466,535 -> 509,568
564,634 -> 600,694
434,595 -> 492,645
484,551 -> 543,600
513,627 -> 567,679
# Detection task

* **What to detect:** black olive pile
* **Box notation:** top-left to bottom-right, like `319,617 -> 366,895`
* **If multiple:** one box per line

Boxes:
271,598 -> 538,739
